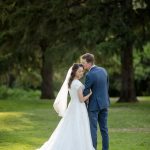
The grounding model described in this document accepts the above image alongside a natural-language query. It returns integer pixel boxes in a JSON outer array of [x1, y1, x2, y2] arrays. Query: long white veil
[[53, 67, 72, 117]]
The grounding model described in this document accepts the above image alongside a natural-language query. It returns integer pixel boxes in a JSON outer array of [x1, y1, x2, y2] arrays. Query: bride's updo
[[68, 63, 84, 88]]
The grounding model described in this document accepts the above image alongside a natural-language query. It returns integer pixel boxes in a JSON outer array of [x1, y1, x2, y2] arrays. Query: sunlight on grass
[[0, 112, 34, 131], [0, 143, 33, 150]]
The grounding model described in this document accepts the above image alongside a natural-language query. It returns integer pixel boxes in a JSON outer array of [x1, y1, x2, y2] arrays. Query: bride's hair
[[68, 63, 84, 88]]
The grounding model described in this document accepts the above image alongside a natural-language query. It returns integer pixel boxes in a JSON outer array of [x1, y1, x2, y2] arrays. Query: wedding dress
[[36, 79, 94, 150]]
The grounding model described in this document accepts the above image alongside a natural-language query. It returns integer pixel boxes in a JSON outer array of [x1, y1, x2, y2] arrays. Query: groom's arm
[[103, 68, 109, 90], [107, 73, 109, 90], [83, 73, 93, 96]]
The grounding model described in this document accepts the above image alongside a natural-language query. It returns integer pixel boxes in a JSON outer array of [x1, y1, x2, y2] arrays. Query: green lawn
[[0, 89, 150, 150]]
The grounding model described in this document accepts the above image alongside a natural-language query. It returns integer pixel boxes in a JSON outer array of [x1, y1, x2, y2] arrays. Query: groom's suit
[[83, 65, 110, 150]]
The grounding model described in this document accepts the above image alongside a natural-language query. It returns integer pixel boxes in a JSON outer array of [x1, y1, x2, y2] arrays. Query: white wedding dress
[[37, 79, 94, 150]]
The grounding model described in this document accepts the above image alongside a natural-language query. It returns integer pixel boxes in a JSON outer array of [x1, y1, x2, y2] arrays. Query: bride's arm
[[78, 87, 92, 102]]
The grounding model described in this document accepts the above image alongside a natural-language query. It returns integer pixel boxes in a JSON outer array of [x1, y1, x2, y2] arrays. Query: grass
[[0, 88, 150, 150]]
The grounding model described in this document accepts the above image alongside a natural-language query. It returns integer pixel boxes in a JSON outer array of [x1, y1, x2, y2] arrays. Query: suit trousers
[[88, 108, 109, 150]]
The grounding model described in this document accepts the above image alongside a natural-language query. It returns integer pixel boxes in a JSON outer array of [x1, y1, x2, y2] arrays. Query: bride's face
[[75, 67, 84, 79]]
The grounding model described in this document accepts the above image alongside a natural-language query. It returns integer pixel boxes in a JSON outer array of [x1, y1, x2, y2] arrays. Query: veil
[[53, 67, 72, 117]]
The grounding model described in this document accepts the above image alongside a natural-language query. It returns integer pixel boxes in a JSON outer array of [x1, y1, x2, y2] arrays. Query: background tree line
[[0, 0, 150, 102]]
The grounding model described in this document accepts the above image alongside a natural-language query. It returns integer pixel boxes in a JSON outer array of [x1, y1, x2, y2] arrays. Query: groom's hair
[[81, 53, 95, 64]]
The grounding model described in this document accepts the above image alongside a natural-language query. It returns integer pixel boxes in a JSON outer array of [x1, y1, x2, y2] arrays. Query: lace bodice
[[69, 79, 84, 102]]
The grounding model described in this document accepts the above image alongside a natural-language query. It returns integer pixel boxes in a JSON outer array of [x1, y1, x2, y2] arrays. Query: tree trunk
[[8, 73, 15, 88], [41, 61, 54, 99], [118, 42, 138, 102], [40, 40, 54, 99]]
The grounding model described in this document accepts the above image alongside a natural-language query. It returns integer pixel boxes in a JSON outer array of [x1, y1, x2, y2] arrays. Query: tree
[[61, 0, 150, 102], [1, 0, 150, 102], [0, 0, 85, 98]]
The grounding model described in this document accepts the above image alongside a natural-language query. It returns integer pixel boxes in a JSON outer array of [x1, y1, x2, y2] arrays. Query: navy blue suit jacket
[[83, 66, 110, 111]]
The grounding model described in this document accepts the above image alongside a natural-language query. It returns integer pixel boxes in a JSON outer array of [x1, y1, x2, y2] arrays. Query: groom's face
[[81, 59, 91, 70]]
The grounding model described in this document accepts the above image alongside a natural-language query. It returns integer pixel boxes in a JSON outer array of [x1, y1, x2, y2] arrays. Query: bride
[[36, 63, 95, 150]]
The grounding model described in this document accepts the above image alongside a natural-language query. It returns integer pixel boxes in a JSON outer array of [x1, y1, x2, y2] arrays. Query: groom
[[81, 53, 110, 150]]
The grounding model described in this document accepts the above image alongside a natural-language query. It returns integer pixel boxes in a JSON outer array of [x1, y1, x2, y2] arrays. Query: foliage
[[134, 43, 150, 80], [0, 0, 150, 99], [134, 42, 150, 95]]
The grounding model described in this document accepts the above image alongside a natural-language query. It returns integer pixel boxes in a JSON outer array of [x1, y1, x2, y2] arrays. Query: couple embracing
[[37, 53, 110, 150]]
